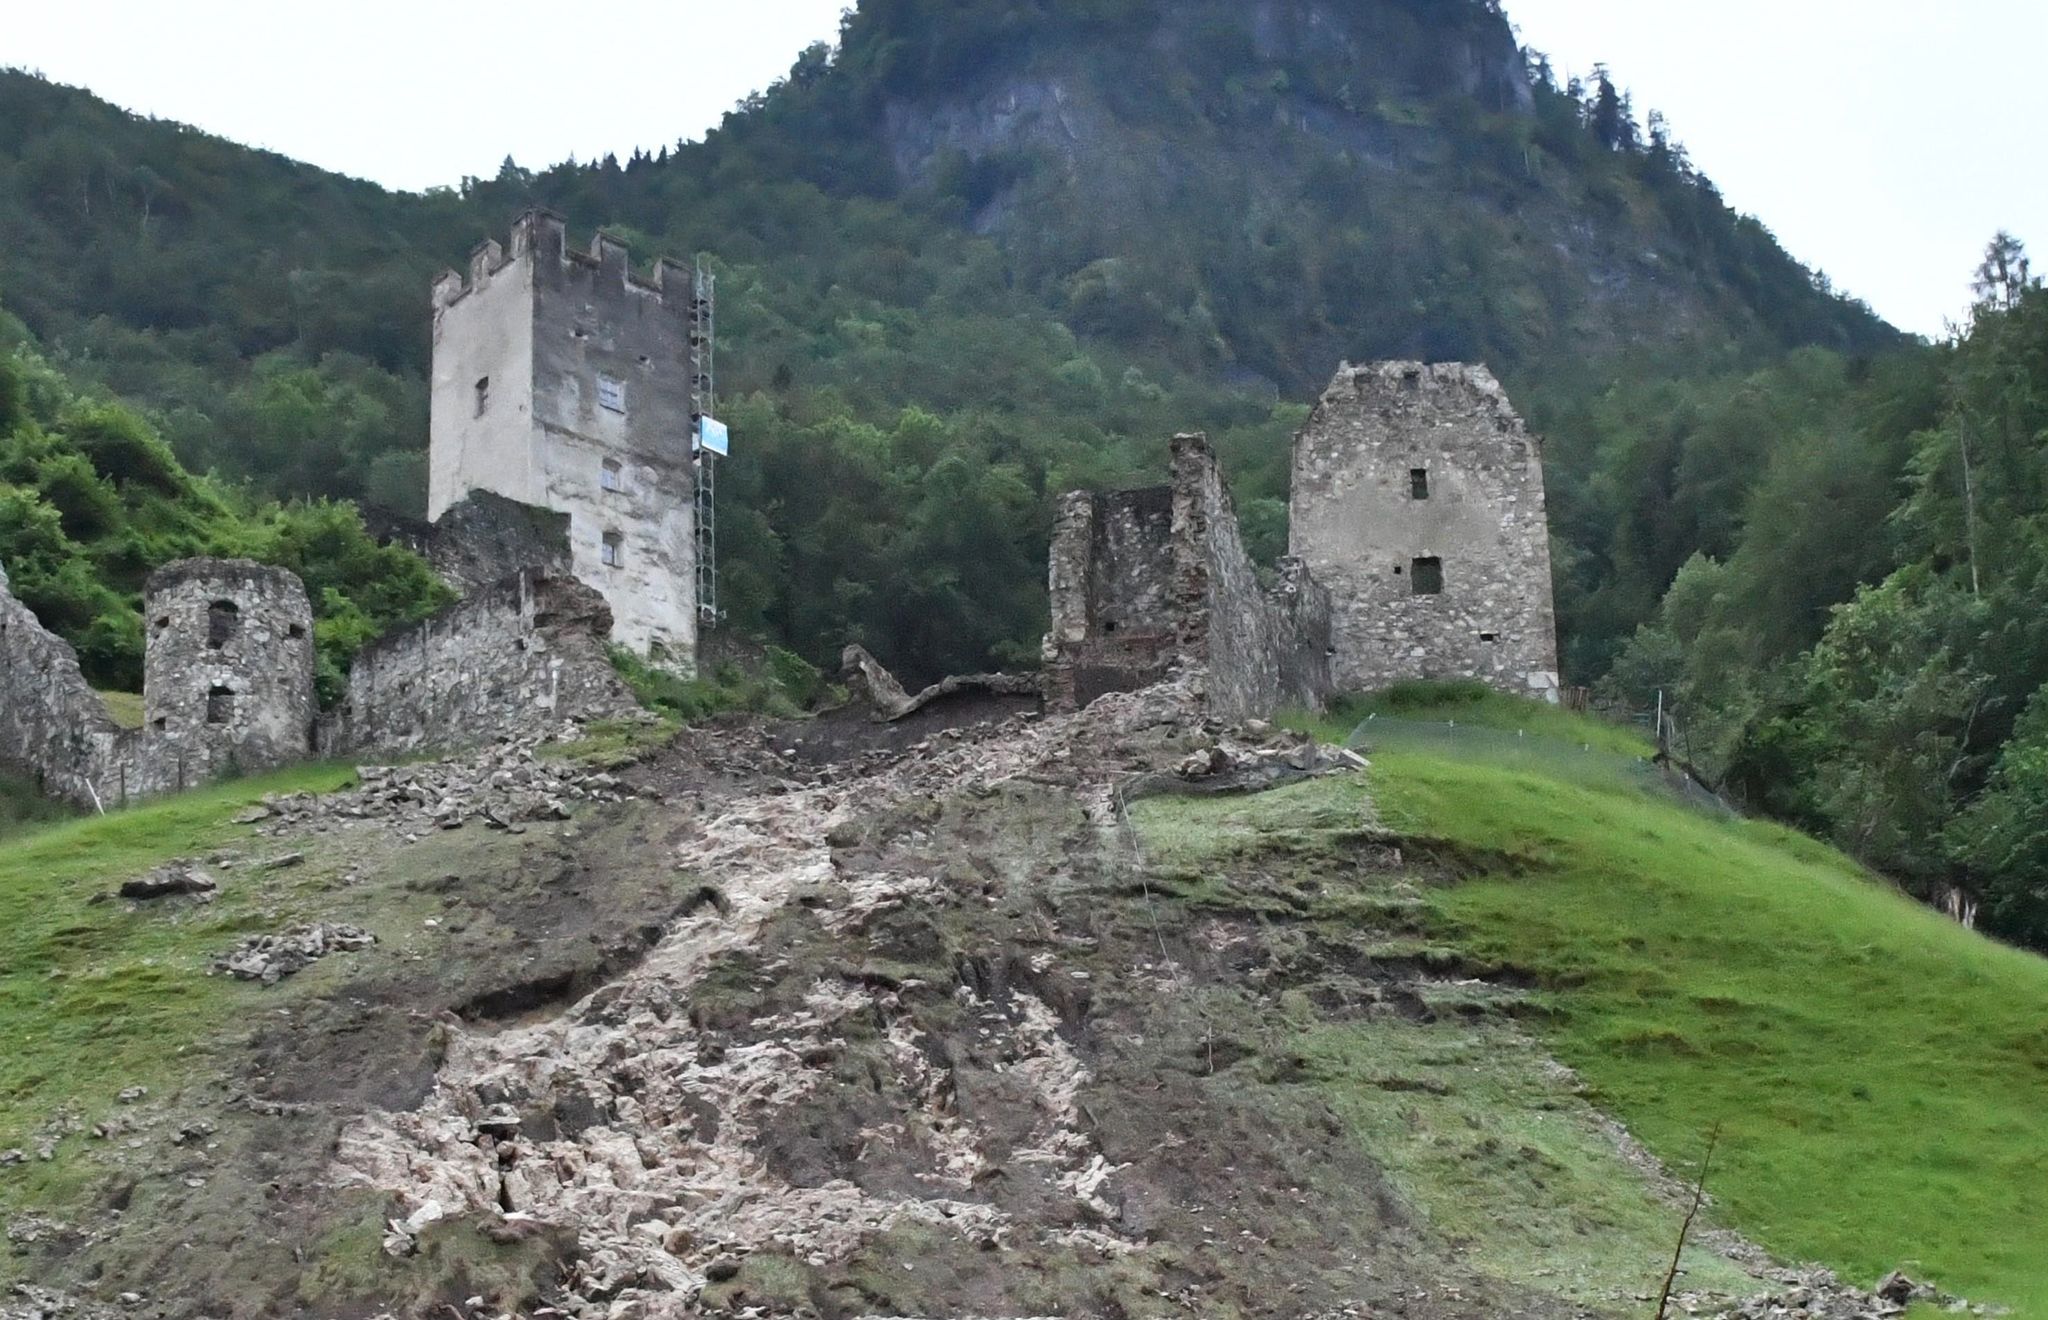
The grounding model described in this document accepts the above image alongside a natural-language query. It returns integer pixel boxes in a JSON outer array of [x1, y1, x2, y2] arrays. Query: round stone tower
[[142, 559, 316, 773]]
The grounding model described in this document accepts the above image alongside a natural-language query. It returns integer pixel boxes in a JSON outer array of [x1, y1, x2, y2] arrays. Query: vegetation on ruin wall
[[0, 321, 450, 698], [1147, 695, 2048, 1318]]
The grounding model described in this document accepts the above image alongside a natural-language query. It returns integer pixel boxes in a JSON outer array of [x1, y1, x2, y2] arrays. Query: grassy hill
[[1136, 687, 2048, 1315]]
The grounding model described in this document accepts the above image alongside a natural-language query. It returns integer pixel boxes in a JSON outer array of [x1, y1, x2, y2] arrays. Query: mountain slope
[[0, 0, 1905, 686]]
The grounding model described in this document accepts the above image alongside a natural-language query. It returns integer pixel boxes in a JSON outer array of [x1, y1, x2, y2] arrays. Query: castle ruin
[[429, 210, 704, 670], [1045, 433, 1333, 722], [1290, 362, 1559, 700], [1049, 362, 1559, 717]]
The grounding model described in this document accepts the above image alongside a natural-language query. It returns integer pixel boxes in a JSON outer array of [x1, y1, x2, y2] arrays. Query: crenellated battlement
[[432, 209, 696, 313]]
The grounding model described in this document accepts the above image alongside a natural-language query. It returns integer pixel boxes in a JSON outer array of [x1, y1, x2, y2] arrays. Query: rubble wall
[[1289, 361, 1560, 700], [0, 560, 128, 807], [1168, 434, 1333, 722], [321, 571, 640, 757], [426, 491, 574, 599], [1045, 435, 1332, 721]]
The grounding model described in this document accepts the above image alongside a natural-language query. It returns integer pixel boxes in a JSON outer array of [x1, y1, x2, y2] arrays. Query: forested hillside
[[0, 0, 1895, 677], [3, 0, 2043, 940]]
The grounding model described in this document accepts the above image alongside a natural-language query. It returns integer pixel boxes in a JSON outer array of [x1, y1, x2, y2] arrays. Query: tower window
[[1410, 468, 1430, 500], [474, 376, 490, 417], [207, 600, 240, 650], [601, 531, 624, 568], [597, 374, 627, 414], [600, 458, 625, 492], [206, 685, 235, 725], [1411, 557, 1444, 596]]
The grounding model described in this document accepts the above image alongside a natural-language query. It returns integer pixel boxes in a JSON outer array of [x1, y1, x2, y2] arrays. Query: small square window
[[601, 531, 624, 568], [600, 458, 624, 492], [474, 376, 490, 417], [1411, 557, 1444, 596], [1410, 468, 1430, 500], [597, 374, 626, 414], [206, 685, 235, 725]]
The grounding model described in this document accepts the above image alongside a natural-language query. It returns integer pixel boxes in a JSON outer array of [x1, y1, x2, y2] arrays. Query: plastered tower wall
[[429, 211, 699, 667], [1289, 362, 1559, 700], [143, 559, 318, 775]]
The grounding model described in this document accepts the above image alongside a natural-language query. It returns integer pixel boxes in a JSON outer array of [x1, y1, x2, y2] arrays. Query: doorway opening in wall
[[1411, 557, 1444, 595], [601, 531, 625, 568], [206, 686, 235, 725], [1410, 468, 1430, 499], [207, 601, 240, 649]]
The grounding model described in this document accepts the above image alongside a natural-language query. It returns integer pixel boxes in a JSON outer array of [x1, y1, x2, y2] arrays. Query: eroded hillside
[[0, 688, 1985, 1320]]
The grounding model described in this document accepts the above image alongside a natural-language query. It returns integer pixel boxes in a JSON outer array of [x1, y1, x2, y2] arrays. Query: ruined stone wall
[[429, 211, 700, 667], [1, 558, 321, 808], [0, 560, 128, 807], [425, 491, 574, 598], [320, 571, 639, 758], [143, 560, 318, 775], [1045, 435, 1332, 721], [1289, 362, 1559, 700], [1168, 435, 1333, 722], [1043, 486, 1179, 709]]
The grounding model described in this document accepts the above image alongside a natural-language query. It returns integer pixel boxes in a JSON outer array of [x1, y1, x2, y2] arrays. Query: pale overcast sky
[[4, 0, 2042, 337]]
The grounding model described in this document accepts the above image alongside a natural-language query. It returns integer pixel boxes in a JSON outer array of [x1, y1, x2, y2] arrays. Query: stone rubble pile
[[112, 863, 218, 903], [1169, 717, 1368, 788], [239, 736, 637, 839], [212, 923, 375, 985], [1676, 1267, 1992, 1320]]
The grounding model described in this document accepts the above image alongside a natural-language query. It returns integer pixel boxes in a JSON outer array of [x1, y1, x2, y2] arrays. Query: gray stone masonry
[[144, 559, 318, 776], [1289, 361, 1560, 700], [1046, 433, 1333, 722], [0, 558, 317, 808], [429, 211, 701, 669], [0, 558, 127, 807], [319, 571, 640, 758], [1, 555, 637, 810]]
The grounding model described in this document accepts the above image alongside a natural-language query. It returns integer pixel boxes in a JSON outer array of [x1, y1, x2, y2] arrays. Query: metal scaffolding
[[690, 260, 718, 628]]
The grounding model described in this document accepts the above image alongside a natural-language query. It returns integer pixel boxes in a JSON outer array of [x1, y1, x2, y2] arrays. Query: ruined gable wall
[[1169, 434, 1332, 722], [1289, 362, 1559, 699], [322, 571, 639, 758]]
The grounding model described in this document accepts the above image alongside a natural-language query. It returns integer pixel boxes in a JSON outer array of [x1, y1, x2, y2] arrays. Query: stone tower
[[143, 559, 317, 775], [1288, 362, 1560, 701], [429, 210, 700, 667]]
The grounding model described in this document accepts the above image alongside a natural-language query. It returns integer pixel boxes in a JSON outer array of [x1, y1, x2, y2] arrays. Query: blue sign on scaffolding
[[696, 415, 730, 458]]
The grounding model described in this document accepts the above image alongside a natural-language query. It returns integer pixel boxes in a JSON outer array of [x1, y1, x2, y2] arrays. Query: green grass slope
[[0, 764, 354, 1193], [1285, 693, 2048, 1314]]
